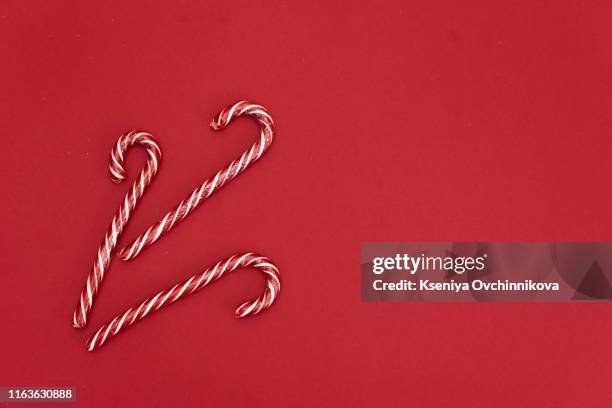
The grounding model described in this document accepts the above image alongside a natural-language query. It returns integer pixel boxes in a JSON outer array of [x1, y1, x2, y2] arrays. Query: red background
[[2, 1, 612, 406]]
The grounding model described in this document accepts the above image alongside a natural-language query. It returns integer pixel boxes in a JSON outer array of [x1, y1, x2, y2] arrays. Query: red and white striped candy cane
[[73, 131, 161, 329], [85, 253, 280, 351], [118, 101, 274, 261]]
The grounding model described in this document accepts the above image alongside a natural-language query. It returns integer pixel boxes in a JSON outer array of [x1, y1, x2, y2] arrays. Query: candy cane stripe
[[85, 253, 280, 351], [119, 101, 275, 261], [72, 131, 161, 329]]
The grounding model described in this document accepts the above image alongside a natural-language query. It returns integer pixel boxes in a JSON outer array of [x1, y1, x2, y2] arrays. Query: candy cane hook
[[86, 253, 280, 351], [118, 101, 274, 261], [73, 131, 162, 329]]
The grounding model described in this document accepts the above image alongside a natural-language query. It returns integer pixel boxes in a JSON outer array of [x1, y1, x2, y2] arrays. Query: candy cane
[[85, 253, 280, 351], [118, 101, 274, 261], [73, 131, 161, 329]]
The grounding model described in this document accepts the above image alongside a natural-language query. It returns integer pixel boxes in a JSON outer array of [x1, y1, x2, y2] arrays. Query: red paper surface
[[2, 1, 612, 406]]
